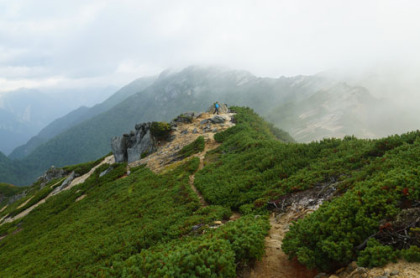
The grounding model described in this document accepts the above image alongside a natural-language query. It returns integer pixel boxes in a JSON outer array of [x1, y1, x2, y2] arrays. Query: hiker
[[214, 102, 220, 115]]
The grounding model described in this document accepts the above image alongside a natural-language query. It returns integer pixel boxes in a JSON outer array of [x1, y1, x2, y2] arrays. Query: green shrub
[[282, 133, 420, 272], [120, 214, 269, 278], [213, 215, 270, 263], [125, 238, 236, 278], [357, 239, 399, 267], [150, 122, 171, 140], [194, 205, 231, 221], [239, 204, 254, 215], [178, 136, 205, 158], [401, 245, 420, 262]]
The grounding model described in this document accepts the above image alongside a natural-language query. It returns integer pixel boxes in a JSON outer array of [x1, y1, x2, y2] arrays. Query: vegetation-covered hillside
[[0, 67, 338, 185], [9, 77, 155, 160], [0, 106, 419, 277]]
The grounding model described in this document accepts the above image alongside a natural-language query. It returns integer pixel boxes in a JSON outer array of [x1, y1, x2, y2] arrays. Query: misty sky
[[1, 0, 420, 94]]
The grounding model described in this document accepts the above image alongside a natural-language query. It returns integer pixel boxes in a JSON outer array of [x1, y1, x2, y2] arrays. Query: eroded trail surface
[[246, 212, 317, 278], [189, 173, 208, 206], [188, 133, 222, 207]]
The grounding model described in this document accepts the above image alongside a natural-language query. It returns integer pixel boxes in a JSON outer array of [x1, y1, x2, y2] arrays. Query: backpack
[[215, 103, 220, 109]]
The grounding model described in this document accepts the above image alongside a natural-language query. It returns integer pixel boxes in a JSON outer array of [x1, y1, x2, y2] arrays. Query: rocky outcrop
[[51, 171, 75, 196], [210, 115, 226, 124], [173, 112, 200, 124], [111, 122, 159, 163], [207, 103, 229, 114], [37, 166, 66, 188]]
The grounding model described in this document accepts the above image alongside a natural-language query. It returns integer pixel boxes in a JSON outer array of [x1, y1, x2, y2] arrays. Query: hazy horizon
[[1, 0, 419, 98]]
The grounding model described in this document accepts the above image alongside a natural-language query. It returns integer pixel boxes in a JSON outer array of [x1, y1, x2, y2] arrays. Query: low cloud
[[1, 0, 419, 93]]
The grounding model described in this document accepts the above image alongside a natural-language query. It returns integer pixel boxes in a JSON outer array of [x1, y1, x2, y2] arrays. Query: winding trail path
[[188, 134, 220, 207], [246, 212, 318, 278], [189, 174, 207, 206]]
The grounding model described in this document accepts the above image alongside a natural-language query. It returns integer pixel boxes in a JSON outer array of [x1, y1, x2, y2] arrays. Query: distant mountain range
[[0, 89, 72, 155], [8, 77, 155, 160], [1, 66, 419, 185], [0, 86, 117, 155]]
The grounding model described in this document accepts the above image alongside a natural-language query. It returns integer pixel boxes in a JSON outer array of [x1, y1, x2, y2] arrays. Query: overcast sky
[[1, 0, 420, 94]]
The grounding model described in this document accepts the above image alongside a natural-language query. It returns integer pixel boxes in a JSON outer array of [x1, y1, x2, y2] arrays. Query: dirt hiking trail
[[243, 212, 318, 278]]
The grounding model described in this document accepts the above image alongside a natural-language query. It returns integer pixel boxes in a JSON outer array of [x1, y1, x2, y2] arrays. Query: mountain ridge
[[2, 66, 419, 186], [9, 77, 156, 159], [0, 106, 419, 277]]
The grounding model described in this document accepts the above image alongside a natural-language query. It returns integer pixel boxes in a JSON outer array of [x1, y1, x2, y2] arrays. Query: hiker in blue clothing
[[214, 102, 220, 115]]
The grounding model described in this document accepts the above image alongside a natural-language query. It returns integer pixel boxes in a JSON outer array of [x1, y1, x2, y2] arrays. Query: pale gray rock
[[111, 136, 128, 163], [112, 122, 158, 163], [210, 115, 226, 124], [51, 171, 75, 195], [390, 270, 399, 276], [99, 167, 113, 177]]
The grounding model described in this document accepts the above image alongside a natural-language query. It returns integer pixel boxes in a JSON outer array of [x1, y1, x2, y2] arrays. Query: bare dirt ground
[[361, 261, 420, 278], [327, 260, 420, 278], [75, 194, 87, 202]]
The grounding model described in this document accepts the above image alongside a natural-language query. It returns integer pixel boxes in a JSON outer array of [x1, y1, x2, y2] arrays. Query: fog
[[0, 0, 419, 93], [1, 0, 419, 137]]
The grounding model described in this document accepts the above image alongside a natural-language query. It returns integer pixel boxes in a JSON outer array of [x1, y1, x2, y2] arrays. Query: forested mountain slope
[[9, 77, 155, 160]]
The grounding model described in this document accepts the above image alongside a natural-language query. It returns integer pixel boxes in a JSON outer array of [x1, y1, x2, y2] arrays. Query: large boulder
[[210, 115, 226, 124], [207, 103, 229, 114], [111, 122, 161, 163], [111, 136, 128, 163], [173, 112, 199, 123]]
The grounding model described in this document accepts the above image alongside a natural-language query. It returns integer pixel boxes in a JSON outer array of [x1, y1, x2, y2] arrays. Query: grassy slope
[[1, 106, 419, 276], [0, 157, 269, 277], [194, 107, 420, 271]]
